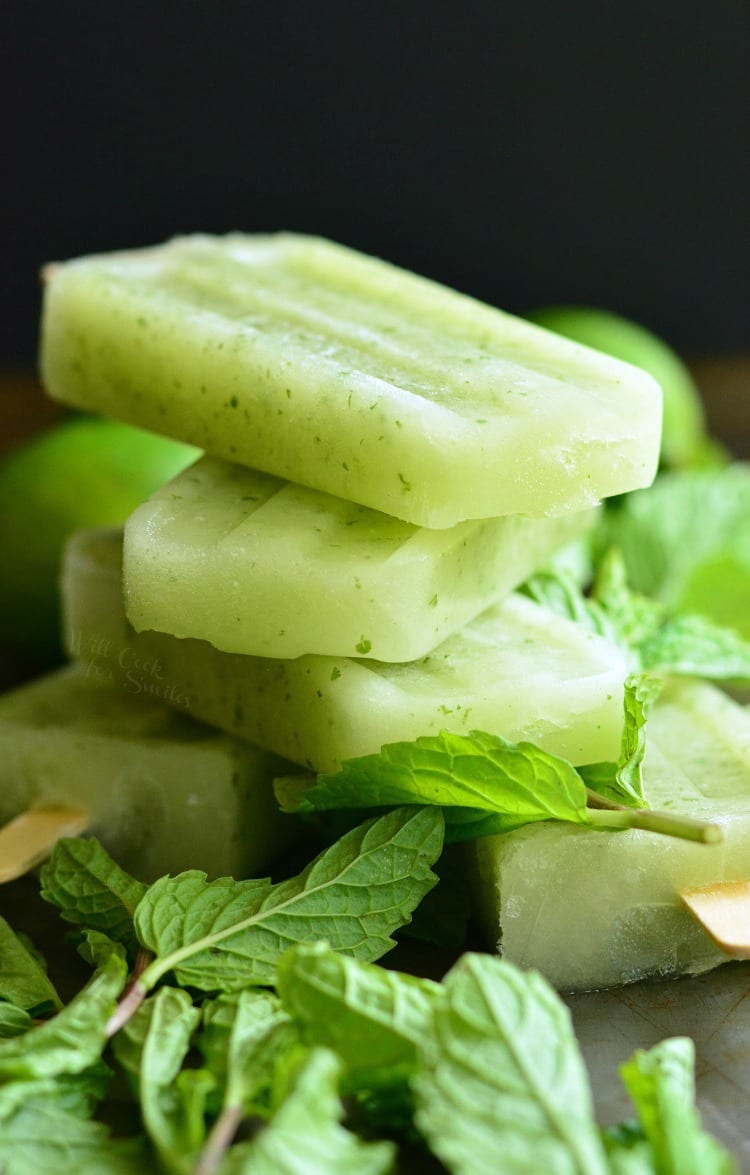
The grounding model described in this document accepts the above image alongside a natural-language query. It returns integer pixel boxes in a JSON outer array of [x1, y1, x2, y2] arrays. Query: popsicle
[[63, 528, 629, 773], [41, 233, 662, 528], [123, 454, 594, 661], [470, 679, 750, 991], [0, 665, 294, 882]]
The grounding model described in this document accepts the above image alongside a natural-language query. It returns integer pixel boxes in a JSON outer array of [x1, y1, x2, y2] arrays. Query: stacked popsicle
[[6, 235, 667, 945], [38, 234, 664, 775]]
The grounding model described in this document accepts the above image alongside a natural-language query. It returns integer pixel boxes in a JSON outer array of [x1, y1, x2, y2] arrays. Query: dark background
[[3, 0, 748, 365]]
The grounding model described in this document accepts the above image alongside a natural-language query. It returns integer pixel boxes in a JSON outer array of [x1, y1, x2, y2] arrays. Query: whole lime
[[0, 416, 197, 665], [527, 306, 711, 469]]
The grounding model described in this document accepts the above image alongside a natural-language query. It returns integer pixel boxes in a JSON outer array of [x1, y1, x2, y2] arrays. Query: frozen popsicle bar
[[124, 455, 594, 661], [63, 528, 628, 773], [41, 234, 661, 528], [0, 665, 294, 882], [470, 679, 750, 991]]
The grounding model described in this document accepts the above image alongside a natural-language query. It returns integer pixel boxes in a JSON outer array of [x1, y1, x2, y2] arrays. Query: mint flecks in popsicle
[[124, 455, 594, 661], [64, 529, 629, 774], [470, 679, 750, 991], [41, 234, 661, 528], [0, 666, 294, 882]]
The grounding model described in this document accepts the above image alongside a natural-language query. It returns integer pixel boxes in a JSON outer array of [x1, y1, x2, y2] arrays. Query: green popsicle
[[63, 529, 629, 773], [470, 679, 750, 990], [41, 234, 661, 528], [0, 666, 293, 882], [124, 455, 594, 661]]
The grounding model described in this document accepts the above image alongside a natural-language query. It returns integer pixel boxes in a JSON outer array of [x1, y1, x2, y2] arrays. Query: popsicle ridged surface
[[123, 455, 593, 661], [41, 233, 662, 527]]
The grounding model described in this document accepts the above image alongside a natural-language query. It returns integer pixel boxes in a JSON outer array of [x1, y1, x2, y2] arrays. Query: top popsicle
[[41, 234, 661, 527]]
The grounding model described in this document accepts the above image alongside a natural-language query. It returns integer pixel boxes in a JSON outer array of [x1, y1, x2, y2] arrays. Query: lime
[[0, 416, 198, 665], [527, 306, 712, 469]]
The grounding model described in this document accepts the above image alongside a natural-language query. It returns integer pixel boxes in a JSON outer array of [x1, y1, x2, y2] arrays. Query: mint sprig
[[275, 680, 720, 847], [277, 728, 591, 837], [132, 807, 443, 998]]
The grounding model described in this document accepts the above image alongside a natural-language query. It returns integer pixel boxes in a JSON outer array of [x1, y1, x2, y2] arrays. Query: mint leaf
[[612, 674, 662, 803], [200, 991, 295, 1113], [599, 465, 750, 638], [620, 1037, 735, 1174], [527, 548, 750, 684], [639, 613, 750, 679], [0, 916, 61, 1014], [40, 837, 148, 958], [134, 807, 443, 993], [0, 1065, 111, 1122], [580, 674, 661, 807], [78, 929, 126, 970], [220, 1048, 396, 1175], [276, 719, 717, 846], [0, 948, 126, 1082], [113, 986, 209, 1175], [277, 942, 441, 1092], [413, 953, 609, 1175], [0, 1098, 146, 1174], [594, 550, 750, 682], [592, 548, 664, 651], [0, 1005, 33, 1039], [275, 731, 589, 842], [522, 569, 617, 642], [196, 994, 301, 1173]]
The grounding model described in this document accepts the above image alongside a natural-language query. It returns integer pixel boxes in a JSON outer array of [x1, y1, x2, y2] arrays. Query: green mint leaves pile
[[0, 846, 735, 1173]]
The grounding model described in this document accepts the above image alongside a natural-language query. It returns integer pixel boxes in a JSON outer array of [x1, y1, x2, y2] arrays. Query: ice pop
[[123, 455, 593, 661], [470, 679, 750, 991], [41, 234, 661, 528], [0, 665, 293, 882], [63, 528, 628, 773]]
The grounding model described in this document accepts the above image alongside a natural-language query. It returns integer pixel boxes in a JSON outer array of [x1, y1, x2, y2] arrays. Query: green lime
[[0, 416, 198, 665], [527, 306, 714, 469]]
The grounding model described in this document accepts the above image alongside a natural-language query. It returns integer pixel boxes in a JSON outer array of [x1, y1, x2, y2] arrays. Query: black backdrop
[[3, 0, 748, 363]]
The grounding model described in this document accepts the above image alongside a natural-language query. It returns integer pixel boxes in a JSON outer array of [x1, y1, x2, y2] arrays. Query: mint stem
[[105, 945, 153, 1036], [193, 1104, 244, 1175], [105, 979, 147, 1037], [586, 794, 722, 844]]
